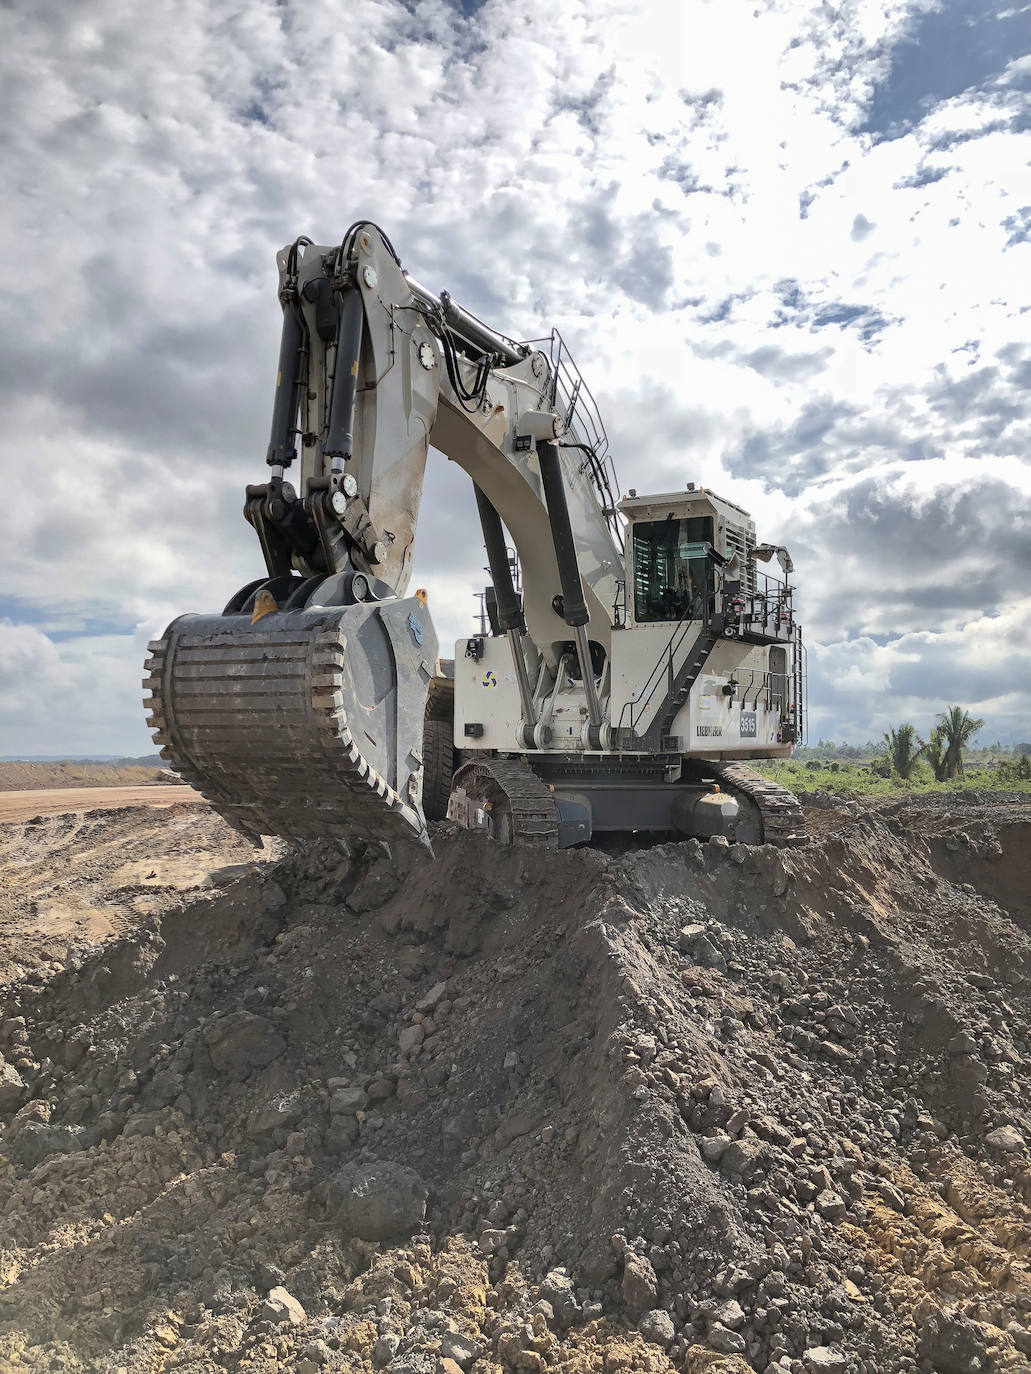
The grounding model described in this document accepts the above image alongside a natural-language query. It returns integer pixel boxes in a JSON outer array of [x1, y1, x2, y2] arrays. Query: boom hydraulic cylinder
[[474, 485, 537, 732], [538, 441, 603, 730]]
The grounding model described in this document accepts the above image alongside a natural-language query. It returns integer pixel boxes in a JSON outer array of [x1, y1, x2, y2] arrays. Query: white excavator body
[[145, 223, 805, 852]]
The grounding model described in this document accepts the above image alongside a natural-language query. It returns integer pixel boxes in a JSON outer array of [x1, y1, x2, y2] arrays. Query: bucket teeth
[[144, 602, 436, 853]]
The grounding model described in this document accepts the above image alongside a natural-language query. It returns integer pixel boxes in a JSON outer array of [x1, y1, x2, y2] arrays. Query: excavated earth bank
[[1, 796, 1031, 1374]]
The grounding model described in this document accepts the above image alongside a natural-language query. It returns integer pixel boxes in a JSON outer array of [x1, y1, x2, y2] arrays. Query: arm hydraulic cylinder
[[474, 486, 523, 632], [266, 301, 306, 472], [324, 283, 364, 467]]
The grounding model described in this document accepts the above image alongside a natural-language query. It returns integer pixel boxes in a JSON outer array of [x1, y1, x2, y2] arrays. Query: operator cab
[[618, 486, 755, 627]]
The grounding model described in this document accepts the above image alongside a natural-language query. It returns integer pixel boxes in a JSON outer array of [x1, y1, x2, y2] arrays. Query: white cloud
[[0, 0, 1028, 752], [0, 621, 153, 756], [0, 623, 70, 717]]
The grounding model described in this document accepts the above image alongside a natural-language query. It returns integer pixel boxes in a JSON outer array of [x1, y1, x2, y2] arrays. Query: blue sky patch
[[862, 0, 1028, 139]]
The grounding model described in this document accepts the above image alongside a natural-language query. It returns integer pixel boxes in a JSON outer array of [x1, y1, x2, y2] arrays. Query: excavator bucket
[[143, 596, 438, 852]]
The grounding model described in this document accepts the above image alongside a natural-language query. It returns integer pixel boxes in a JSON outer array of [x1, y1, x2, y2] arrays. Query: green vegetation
[[765, 708, 1031, 797], [759, 757, 1031, 799], [882, 723, 925, 780], [935, 705, 984, 778], [796, 737, 1031, 764], [924, 728, 948, 783]]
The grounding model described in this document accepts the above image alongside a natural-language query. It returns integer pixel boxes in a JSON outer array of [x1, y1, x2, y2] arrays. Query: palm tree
[[883, 723, 925, 780], [924, 727, 949, 783], [936, 706, 984, 778]]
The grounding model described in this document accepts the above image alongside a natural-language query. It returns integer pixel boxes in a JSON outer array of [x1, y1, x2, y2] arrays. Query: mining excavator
[[145, 222, 805, 852]]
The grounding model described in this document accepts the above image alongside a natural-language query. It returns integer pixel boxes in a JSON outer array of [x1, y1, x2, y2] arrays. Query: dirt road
[[0, 783, 199, 823], [0, 792, 271, 985]]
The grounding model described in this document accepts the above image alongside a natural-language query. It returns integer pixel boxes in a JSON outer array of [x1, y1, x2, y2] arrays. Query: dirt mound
[[1, 799, 1031, 1372], [875, 794, 1031, 931], [0, 763, 166, 792]]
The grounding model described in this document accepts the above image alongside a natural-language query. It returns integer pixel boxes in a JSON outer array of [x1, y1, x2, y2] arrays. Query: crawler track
[[452, 757, 805, 848], [713, 761, 806, 845], [448, 757, 561, 846]]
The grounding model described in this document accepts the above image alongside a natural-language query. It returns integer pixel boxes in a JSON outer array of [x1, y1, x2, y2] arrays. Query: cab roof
[[617, 486, 753, 522]]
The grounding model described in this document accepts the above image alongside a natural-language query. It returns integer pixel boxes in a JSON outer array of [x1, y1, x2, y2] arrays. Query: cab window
[[632, 516, 714, 623]]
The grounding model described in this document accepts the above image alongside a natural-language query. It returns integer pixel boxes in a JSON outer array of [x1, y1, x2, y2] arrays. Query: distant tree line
[[872, 710, 1030, 782], [799, 730, 1031, 767]]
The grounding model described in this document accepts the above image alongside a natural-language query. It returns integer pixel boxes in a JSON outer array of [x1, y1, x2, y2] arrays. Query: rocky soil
[[0, 800, 276, 983], [1, 795, 1030, 1374]]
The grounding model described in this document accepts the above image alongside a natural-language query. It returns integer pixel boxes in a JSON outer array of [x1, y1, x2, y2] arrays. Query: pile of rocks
[[0, 797, 1030, 1373]]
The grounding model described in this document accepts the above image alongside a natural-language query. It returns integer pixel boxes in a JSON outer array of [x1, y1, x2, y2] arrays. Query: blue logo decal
[[407, 612, 423, 646]]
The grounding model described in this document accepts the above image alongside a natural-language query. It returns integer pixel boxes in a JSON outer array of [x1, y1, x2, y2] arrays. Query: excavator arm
[[145, 223, 623, 850]]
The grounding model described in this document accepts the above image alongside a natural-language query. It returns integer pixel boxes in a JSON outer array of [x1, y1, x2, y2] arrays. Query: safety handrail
[[739, 576, 796, 640], [795, 627, 808, 744], [616, 609, 698, 738], [521, 329, 623, 541]]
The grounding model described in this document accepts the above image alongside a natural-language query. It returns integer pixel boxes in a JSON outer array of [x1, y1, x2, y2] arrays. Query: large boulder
[[327, 1159, 427, 1240], [260, 1286, 306, 1326], [203, 1012, 286, 1078], [985, 1124, 1025, 1154], [917, 1307, 991, 1373], [0, 1058, 26, 1114], [7, 1122, 89, 1169], [621, 1250, 658, 1317]]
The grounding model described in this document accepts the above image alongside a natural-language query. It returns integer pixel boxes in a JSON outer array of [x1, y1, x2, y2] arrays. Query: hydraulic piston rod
[[474, 485, 537, 732], [537, 441, 603, 731], [266, 300, 307, 472], [324, 282, 364, 467], [405, 274, 527, 367], [573, 624, 603, 728]]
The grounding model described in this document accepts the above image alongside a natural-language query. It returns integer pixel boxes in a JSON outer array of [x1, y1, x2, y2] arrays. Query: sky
[[0, 0, 1029, 755]]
